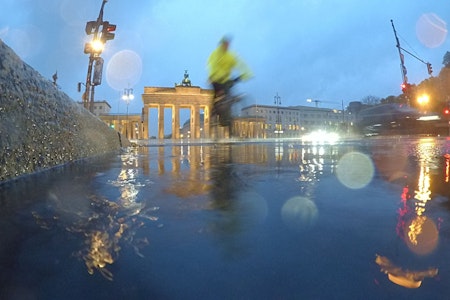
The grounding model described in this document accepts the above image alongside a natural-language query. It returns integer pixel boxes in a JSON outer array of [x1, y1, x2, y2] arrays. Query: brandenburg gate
[[142, 85, 214, 139]]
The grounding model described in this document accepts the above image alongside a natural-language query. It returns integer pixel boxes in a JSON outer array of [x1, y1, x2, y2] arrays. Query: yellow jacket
[[207, 46, 252, 84]]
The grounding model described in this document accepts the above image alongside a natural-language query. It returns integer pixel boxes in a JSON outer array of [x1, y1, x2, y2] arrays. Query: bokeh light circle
[[106, 50, 143, 91], [404, 216, 439, 255], [281, 196, 318, 231], [5, 26, 43, 59], [416, 13, 447, 48], [336, 151, 374, 189], [236, 191, 268, 226]]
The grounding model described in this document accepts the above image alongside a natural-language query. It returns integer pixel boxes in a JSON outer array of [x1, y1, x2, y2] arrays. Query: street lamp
[[417, 94, 430, 113], [417, 94, 429, 105], [122, 88, 134, 138]]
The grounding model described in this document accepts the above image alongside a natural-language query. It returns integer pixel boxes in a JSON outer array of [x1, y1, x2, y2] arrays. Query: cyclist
[[207, 36, 252, 133]]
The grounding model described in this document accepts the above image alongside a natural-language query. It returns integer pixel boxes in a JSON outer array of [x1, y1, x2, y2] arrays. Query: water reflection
[[375, 254, 438, 288], [6, 138, 450, 296], [208, 145, 267, 258], [164, 145, 212, 198], [32, 148, 157, 280], [280, 143, 341, 232], [154, 142, 339, 257], [375, 138, 448, 289], [402, 139, 440, 255]]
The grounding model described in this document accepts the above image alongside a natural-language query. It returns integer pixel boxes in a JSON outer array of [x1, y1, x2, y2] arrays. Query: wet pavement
[[1, 137, 450, 299]]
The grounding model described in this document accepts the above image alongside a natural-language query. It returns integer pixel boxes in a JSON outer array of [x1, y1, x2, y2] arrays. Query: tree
[[361, 95, 381, 106], [438, 67, 450, 103], [443, 51, 450, 68], [380, 95, 399, 104]]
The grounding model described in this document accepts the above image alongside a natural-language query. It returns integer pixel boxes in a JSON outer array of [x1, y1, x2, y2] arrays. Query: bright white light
[[91, 39, 104, 53], [302, 130, 339, 144], [417, 94, 430, 105], [417, 115, 440, 121]]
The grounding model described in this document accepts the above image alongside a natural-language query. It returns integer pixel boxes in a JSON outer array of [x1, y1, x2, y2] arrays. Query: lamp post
[[274, 92, 282, 138], [122, 88, 134, 138]]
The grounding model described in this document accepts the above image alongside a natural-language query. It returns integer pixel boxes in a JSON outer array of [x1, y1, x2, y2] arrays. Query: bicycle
[[210, 77, 243, 139]]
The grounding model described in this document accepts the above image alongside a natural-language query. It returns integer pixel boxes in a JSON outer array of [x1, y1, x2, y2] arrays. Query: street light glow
[[417, 94, 430, 105], [90, 39, 105, 53], [122, 88, 135, 102]]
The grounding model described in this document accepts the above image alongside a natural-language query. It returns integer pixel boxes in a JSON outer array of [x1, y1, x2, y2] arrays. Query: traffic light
[[444, 107, 450, 115], [83, 42, 92, 54], [427, 63, 433, 76], [401, 82, 414, 95], [85, 21, 98, 35], [401, 82, 408, 93], [101, 21, 116, 42]]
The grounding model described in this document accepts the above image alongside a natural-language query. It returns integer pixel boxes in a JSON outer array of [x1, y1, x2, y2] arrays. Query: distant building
[[241, 104, 347, 138], [179, 114, 266, 139], [100, 113, 143, 140], [87, 94, 352, 140], [77, 100, 111, 116], [77, 100, 143, 140]]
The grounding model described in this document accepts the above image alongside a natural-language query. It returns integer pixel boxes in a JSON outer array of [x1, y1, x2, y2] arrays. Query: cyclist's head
[[220, 35, 232, 49]]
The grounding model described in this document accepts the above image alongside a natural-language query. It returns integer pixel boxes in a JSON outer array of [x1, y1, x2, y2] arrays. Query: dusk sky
[[1, 0, 449, 135]]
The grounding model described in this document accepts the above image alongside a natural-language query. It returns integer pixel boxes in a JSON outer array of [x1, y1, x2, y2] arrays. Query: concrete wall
[[0, 40, 127, 182]]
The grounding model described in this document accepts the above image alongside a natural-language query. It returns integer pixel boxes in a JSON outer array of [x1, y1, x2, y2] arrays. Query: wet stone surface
[[0, 40, 123, 182]]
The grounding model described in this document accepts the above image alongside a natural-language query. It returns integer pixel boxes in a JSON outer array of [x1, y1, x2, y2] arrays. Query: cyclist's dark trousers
[[213, 100, 232, 127], [211, 81, 232, 126], [212, 82, 227, 98]]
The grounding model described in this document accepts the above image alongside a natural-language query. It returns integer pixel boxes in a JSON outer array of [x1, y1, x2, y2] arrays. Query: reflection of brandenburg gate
[[142, 86, 214, 139]]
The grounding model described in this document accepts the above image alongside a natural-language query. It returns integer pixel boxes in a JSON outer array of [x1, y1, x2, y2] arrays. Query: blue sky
[[1, 0, 449, 135]]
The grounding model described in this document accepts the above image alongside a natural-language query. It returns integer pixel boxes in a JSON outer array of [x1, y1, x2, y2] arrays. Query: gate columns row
[[142, 86, 214, 139]]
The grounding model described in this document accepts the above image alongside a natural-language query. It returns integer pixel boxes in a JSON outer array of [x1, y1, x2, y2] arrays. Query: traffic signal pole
[[391, 20, 409, 102], [391, 19, 433, 105], [83, 0, 108, 113], [85, 53, 95, 112]]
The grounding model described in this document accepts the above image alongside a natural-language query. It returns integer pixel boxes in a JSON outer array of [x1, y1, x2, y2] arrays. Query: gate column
[[191, 105, 200, 139], [172, 104, 180, 139], [203, 104, 211, 138], [142, 107, 148, 139], [158, 105, 165, 139]]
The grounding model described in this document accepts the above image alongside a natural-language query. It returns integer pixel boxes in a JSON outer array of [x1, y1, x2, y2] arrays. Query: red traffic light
[[106, 24, 116, 32], [101, 21, 116, 41], [401, 83, 407, 93], [401, 82, 413, 94], [444, 108, 450, 115]]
